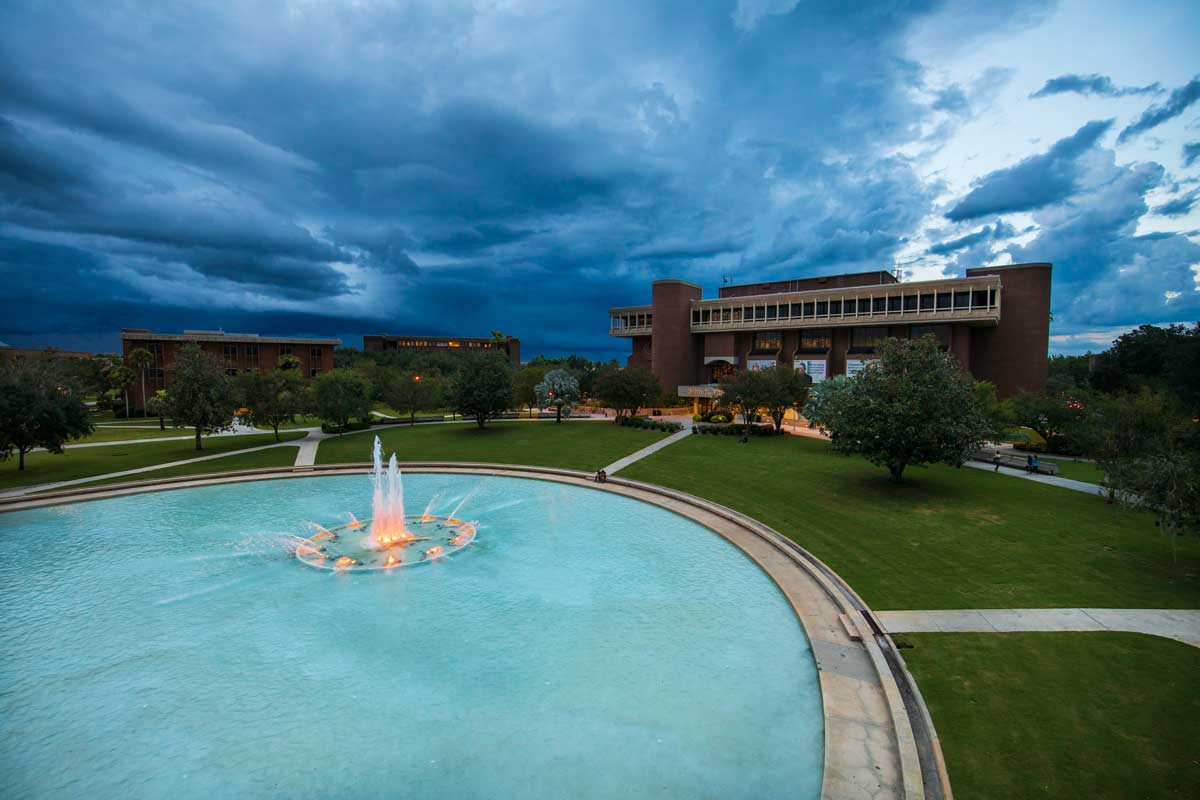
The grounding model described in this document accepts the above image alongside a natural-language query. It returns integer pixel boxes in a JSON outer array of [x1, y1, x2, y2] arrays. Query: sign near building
[[747, 359, 776, 371], [793, 359, 826, 384], [678, 384, 724, 398], [845, 359, 876, 377]]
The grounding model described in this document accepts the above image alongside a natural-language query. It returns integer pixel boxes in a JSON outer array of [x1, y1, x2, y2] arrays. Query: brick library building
[[363, 334, 521, 367], [608, 262, 1051, 407], [120, 329, 340, 410]]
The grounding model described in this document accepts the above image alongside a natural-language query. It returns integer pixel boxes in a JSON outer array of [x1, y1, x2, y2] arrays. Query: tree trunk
[[194, 427, 202, 451], [556, 404, 562, 423], [410, 411, 416, 426], [158, 415, 165, 431], [273, 421, 280, 442], [124, 389, 130, 419], [889, 462, 906, 482], [140, 373, 146, 417], [19, 448, 26, 471], [476, 415, 486, 429]]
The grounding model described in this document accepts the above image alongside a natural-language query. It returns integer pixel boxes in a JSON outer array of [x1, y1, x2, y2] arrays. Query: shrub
[[321, 419, 372, 434]]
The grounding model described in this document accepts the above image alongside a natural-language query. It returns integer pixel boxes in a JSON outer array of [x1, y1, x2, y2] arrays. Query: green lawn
[[52, 445, 301, 491], [900, 632, 1200, 799], [75, 424, 189, 443], [317, 420, 666, 471], [621, 435, 1200, 609], [1039, 457, 1105, 484], [269, 415, 325, 430], [1, 432, 306, 490]]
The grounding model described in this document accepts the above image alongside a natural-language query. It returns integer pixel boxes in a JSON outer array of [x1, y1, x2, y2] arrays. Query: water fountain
[[293, 436, 478, 571]]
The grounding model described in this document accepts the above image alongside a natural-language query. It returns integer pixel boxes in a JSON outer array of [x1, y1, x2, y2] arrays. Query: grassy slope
[[75, 424, 192, 443], [621, 435, 1200, 609], [316, 420, 667, 471], [901, 632, 1200, 799], [1, 432, 306, 490], [1039, 457, 1104, 484], [53, 446, 300, 491]]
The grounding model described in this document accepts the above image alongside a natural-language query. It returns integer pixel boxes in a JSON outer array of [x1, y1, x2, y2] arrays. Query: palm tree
[[128, 348, 153, 417], [104, 363, 136, 419]]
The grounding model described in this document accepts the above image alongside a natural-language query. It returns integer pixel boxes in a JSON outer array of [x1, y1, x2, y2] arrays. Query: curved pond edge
[[1, 463, 950, 800]]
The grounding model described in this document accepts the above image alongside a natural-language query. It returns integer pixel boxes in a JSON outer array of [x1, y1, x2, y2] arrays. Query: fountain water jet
[[294, 436, 480, 572]]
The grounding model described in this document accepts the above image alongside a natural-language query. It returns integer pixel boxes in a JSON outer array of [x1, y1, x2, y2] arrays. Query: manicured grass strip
[[899, 632, 1200, 799], [316, 420, 668, 471], [0, 432, 306, 491], [74, 425, 192, 443], [1039, 457, 1104, 484], [621, 435, 1200, 609], [54, 445, 301, 491]]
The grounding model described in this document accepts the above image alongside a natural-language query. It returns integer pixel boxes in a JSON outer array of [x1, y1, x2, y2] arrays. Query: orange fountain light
[[424, 545, 444, 558]]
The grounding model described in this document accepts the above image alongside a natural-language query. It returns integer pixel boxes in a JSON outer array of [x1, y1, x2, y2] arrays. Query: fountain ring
[[295, 514, 477, 572]]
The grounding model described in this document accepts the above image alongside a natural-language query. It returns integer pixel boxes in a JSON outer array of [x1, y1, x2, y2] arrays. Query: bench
[[974, 449, 1059, 476]]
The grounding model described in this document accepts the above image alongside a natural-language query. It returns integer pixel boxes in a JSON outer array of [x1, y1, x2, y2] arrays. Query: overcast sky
[[1, 0, 1198, 359]]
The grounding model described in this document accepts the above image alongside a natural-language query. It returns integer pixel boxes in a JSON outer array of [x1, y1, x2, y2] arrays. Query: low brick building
[[120, 329, 340, 410], [609, 263, 1052, 403], [362, 333, 521, 367]]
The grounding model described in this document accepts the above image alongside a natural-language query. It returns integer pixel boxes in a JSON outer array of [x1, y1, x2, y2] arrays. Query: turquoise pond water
[[0, 474, 823, 799]]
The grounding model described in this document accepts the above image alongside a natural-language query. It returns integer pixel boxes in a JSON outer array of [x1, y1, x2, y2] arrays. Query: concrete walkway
[[602, 426, 693, 475], [292, 430, 330, 467], [965, 460, 1104, 496], [878, 608, 1200, 648]]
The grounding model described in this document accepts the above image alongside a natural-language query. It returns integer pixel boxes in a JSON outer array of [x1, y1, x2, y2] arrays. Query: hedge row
[[692, 423, 783, 437], [616, 415, 684, 433]]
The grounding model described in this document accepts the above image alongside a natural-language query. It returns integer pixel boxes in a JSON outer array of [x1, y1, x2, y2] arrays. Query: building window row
[[611, 312, 653, 331], [691, 287, 996, 326]]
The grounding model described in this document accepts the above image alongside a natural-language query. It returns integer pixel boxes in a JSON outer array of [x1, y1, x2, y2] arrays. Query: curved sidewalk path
[[878, 608, 1200, 648], [964, 460, 1103, 495]]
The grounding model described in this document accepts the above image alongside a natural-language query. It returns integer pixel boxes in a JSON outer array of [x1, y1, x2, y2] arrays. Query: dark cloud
[[927, 221, 1016, 255], [1184, 142, 1200, 167], [945, 120, 1113, 221], [1118, 75, 1200, 144], [1030, 73, 1160, 99], [1153, 189, 1199, 217], [0, 0, 1187, 359]]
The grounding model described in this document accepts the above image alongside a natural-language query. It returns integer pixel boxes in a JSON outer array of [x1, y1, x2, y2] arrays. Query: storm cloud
[[0, 0, 1197, 359]]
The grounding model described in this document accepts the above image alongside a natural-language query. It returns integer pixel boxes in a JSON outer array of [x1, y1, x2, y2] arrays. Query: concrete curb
[[0, 463, 947, 799]]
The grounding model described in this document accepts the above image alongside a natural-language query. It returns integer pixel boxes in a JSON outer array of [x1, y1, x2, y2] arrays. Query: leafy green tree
[[311, 368, 373, 435], [1046, 354, 1091, 396], [169, 343, 237, 450], [104, 362, 136, 419], [0, 357, 93, 471], [594, 367, 660, 418], [718, 369, 771, 427], [819, 336, 988, 482], [760, 365, 810, 432], [382, 370, 442, 425], [512, 366, 546, 417], [1071, 388, 1178, 499], [145, 389, 171, 431], [449, 353, 513, 428], [1107, 447, 1200, 558], [127, 347, 154, 414], [802, 374, 852, 429], [238, 368, 305, 441], [535, 369, 580, 422], [278, 353, 302, 371], [973, 381, 1014, 442]]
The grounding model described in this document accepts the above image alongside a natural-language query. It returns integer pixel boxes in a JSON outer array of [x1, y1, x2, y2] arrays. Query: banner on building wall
[[747, 359, 776, 371], [793, 359, 826, 384], [845, 359, 877, 377]]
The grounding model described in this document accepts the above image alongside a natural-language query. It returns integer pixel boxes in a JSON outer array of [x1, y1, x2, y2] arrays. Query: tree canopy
[[759, 365, 811, 431], [381, 369, 442, 424], [448, 353, 513, 428], [718, 369, 771, 427], [238, 367, 305, 441], [0, 356, 93, 471], [310, 368, 373, 435], [817, 336, 989, 482], [169, 343, 237, 450], [535, 369, 580, 422], [594, 367, 660, 418], [511, 366, 546, 417]]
